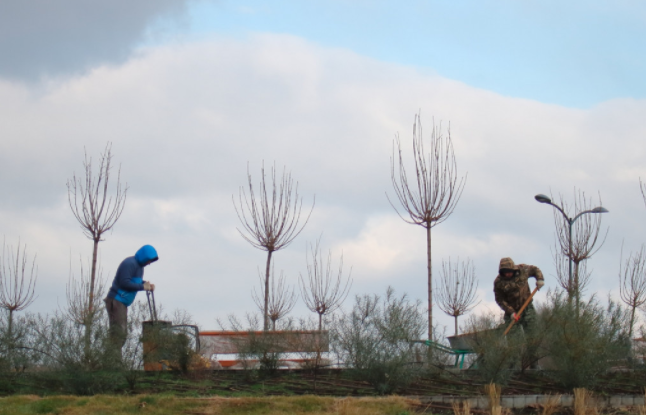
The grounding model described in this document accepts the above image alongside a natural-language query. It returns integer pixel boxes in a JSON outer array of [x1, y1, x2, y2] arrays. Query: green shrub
[[538, 291, 631, 388], [463, 312, 523, 385], [332, 287, 425, 394]]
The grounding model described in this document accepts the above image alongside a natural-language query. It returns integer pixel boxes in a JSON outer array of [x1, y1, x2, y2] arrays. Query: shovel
[[503, 286, 539, 336]]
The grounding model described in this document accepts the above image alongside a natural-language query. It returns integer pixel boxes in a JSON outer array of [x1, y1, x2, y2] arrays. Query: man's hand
[[143, 282, 155, 292], [536, 280, 545, 290], [512, 313, 520, 322]]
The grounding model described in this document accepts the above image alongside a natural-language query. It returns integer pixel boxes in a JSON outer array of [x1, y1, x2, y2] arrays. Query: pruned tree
[[388, 113, 466, 338], [0, 239, 37, 339], [67, 142, 127, 323], [551, 190, 607, 306], [299, 239, 352, 332], [436, 258, 479, 336], [252, 265, 297, 331], [0, 240, 37, 370], [618, 245, 646, 338], [234, 162, 314, 331]]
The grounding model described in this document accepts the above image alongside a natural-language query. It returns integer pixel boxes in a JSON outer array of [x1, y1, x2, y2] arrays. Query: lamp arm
[[549, 202, 571, 223], [572, 209, 596, 223]]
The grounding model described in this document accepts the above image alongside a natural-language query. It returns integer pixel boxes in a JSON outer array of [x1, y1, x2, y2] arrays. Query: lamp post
[[534, 194, 608, 300]]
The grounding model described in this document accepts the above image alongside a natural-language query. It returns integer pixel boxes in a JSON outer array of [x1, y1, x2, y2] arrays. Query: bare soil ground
[[132, 369, 646, 397]]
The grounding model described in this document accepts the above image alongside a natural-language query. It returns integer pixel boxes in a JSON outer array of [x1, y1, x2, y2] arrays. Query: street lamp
[[534, 194, 609, 299]]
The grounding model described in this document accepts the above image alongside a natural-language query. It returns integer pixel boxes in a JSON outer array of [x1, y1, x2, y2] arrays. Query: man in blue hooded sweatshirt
[[105, 245, 158, 357]]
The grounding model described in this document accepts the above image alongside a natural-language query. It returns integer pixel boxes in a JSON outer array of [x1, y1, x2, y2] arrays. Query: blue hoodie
[[107, 245, 158, 306]]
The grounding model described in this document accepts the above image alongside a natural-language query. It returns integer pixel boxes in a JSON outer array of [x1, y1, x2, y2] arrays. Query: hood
[[135, 245, 158, 266], [499, 257, 518, 272]]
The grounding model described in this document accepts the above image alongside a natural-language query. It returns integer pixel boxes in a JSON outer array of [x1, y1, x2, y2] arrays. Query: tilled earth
[[134, 368, 646, 398]]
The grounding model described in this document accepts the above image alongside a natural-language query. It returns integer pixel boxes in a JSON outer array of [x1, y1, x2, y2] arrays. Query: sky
[[0, 0, 645, 336]]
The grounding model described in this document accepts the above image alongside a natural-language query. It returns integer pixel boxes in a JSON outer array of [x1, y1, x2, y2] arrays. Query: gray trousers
[[104, 297, 128, 356]]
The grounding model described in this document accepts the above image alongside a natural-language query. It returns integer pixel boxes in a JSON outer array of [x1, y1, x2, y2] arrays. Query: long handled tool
[[503, 286, 539, 336], [146, 290, 158, 322]]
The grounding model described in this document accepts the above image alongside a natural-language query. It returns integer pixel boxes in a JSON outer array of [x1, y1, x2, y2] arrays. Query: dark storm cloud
[[0, 0, 193, 81]]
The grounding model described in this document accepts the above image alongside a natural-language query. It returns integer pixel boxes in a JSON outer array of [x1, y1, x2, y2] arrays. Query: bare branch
[[67, 142, 128, 243], [436, 258, 479, 336], [64, 255, 106, 327], [388, 115, 466, 229], [299, 238, 352, 332], [552, 190, 608, 268], [552, 246, 591, 297], [252, 264, 297, 331], [0, 239, 38, 315]]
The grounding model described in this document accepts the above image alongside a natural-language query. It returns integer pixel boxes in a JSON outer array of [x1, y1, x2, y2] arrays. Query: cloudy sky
[[1, 0, 645, 335]]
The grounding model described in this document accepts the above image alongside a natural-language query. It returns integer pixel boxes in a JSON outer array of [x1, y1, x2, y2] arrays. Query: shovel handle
[[146, 290, 158, 322], [503, 286, 539, 336]]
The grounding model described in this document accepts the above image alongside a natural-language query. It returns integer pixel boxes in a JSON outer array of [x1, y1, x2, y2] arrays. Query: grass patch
[[0, 395, 414, 415]]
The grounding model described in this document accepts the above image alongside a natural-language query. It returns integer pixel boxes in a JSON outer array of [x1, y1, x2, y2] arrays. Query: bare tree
[[0, 239, 37, 337], [234, 162, 314, 331], [618, 245, 646, 338], [67, 142, 127, 321], [388, 113, 466, 338], [299, 239, 352, 332], [252, 265, 297, 331], [436, 258, 479, 336], [640, 178, 646, 210], [551, 190, 607, 306]]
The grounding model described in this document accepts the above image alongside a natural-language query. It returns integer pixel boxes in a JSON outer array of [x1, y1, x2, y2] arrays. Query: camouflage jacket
[[494, 265, 544, 315]]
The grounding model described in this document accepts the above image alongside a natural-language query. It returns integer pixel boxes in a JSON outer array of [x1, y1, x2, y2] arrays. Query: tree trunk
[[84, 237, 100, 359], [426, 224, 432, 340], [629, 304, 636, 339], [6, 309, 14, 367], [263, 250, 273, 331], [90, 238, 99, 315], [454, 315, 458, 337], [574, 261, 580, 318], [7, 309, 13, 340]]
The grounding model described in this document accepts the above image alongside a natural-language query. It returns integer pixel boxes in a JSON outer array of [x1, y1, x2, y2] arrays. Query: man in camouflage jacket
[[494, 257, 544, 330]]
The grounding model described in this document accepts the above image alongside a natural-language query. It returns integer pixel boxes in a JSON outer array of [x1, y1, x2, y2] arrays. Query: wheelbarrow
[[413, 333, 477, 369]]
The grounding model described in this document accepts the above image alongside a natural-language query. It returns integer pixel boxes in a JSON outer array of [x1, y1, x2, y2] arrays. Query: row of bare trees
[[233, 114, 481, 340], [53, 119, 646, 352], [0, 143, 127, 373], [234, 163, 352, 332]]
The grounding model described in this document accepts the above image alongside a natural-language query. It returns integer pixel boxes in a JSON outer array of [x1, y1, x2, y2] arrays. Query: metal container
[[142, 320, 173, 371], [142, 321, 201, 371], [447, 332, 476, 351], [447, 329, 498, 351]]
